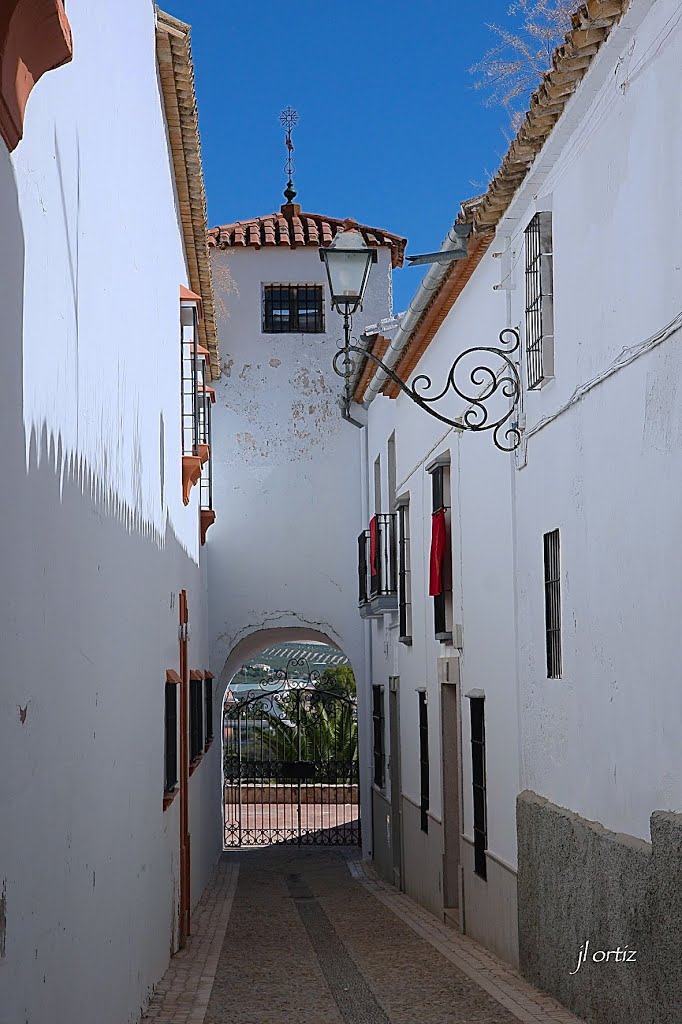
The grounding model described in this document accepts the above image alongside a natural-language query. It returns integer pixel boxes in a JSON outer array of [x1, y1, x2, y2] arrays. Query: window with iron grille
[[524, 211, 554, 389], [181, 305, 200, 457], [543, 529, 562, 678], [189, 678, 203, 762], [430, 464, 452, 642], [199, 372, 213, 514], [164, 684, 178, 793], [418, 691, 429, 833], [470, 696, 487, 880], [262, 284, 324, 333], [398, 501, 412, 644], [372, 685, 385, 788], [204, 678, 213, 748]]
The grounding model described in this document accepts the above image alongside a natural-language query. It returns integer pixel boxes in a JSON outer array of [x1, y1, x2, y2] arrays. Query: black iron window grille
[[543, 528, 562, 678], [262, 284, 324, 333], [470, 696, 488, 880], [181, 306, 200, 457], [357, 514, 397, 605], [199, 387, 213, 512], [418, 691, 429, 834], [524, 211, 554, 389], [398, 501, 412, 644], [164, 683, 178, 792], [189, 677, 204, 762], [372, 685, 386, 788], [204, 678, 213, 748], [430, 465, 452, 642]]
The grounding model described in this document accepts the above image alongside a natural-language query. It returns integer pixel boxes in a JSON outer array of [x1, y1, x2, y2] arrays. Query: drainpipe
[[362, 218, 473, 405]]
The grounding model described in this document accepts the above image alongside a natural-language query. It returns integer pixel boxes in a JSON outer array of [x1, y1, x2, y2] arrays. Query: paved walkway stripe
[[286, 871, 391, 1024]]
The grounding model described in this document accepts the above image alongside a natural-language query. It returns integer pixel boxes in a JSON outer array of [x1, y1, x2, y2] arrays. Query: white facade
[[208, 239, 396, 844], [359, 0, 682, 976], [0, 4, 220, 1023]]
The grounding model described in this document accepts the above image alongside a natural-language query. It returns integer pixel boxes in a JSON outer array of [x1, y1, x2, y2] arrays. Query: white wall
[[503, 0, 682, 842], [208, 242, 395, 845], [0, 3, 220, 1022]]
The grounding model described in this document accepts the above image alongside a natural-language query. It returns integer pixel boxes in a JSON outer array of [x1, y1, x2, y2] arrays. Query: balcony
[[358, 514, 398, 617]]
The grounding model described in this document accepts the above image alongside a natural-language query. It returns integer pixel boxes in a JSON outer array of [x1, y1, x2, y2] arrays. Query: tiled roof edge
[[156, 8, 220, 380]]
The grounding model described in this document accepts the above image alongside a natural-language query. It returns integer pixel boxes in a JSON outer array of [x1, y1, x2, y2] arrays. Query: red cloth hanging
[[369, 515, 378, 576], [429, 508, 447, 596]]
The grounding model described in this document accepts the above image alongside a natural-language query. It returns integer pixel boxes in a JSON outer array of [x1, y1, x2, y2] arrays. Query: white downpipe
[[362, 220, 468, 404]]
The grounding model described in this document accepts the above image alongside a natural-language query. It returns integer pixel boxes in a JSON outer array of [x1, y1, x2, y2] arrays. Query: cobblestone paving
[[142, 847, 585, 1024]]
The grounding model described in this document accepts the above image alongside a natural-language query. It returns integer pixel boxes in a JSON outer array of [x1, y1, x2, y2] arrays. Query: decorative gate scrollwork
[[223, 658, 360, 847]]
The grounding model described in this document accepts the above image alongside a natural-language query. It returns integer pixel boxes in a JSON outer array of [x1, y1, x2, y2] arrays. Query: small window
[[470, 697, 487, 880], [418, 691, 429, 833], [189, 677, 204, 762], [164, 684, 178, 793], [204, 677, 213, 747], [398, 501, 412, 644], [543, 529, 562, 678], [262, 284, 324, 333], [524, 212, 554, 389], [181, 300, 200, 458], [372, 685, 385, 788]]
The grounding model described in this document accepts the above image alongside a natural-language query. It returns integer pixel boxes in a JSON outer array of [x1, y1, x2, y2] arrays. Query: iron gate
[[223, 659, 360, 846]]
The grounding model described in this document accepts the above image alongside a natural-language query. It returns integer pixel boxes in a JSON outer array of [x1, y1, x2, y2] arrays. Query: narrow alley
[[143, 849, 581, 1024]]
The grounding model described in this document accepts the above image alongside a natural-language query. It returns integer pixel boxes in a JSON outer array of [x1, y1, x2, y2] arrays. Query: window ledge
[[200, 508, 216, 545], [182, 455, 202, 505], [198, 442, 210, 466], [163, 785, 179, 811], [435, 631, 453, 645], [189, 755, 202, 776], [1, 0, 73, 152], [204, 736, 214, 753], [398, 635, 413, 647]]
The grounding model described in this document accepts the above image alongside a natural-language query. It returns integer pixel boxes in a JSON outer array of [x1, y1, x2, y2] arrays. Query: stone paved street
[[142, 848, 584, 1024]]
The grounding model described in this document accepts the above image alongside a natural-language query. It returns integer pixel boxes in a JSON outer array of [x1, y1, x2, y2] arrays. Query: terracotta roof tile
[[208, 204, 407, 269]]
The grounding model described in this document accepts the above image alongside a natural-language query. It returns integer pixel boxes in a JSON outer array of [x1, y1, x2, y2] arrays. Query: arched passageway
[[218, 630, 361, 850]]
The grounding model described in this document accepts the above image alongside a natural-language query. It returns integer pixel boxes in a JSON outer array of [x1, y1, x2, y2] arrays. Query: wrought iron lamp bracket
[[332, 326, 522, 453]]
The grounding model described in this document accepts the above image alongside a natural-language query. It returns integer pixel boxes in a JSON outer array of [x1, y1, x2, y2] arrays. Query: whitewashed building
[[350, 1, 682, 1021], [0, 6, 222, 1023], [206, 202, 405, 844]]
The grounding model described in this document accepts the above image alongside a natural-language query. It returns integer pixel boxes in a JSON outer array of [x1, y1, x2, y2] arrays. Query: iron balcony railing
[[357, 513, 397, 606]]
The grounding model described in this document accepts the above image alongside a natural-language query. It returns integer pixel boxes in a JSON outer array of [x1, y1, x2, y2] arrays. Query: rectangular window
[[430, 464, 452, 642], [262, 284, 324, 333], [373, 455, 382, 515], [204, 677, 213, 747], [524, 211, 554, 389], [470, 697, 488, 880], [418, 691, 429, 833], [398, 501, 412, 643], [372, 685, 385, 788], [164, 684, 178, 792], [181, 304, 200, 457], [189, 677, 204, 762], [543, 528, 562, 678], [387, 434, 396, 513]]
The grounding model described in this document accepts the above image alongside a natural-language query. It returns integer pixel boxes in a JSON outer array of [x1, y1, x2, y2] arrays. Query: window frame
[[470, 696, 488, 880], [164, 682, 178, 795], [429, 462, 453, 643], [418, 691, 429, 834], [189, 675, 204, 764], [261, 283, 325, 334], [372, 684, 386, 789], [543, 528, 562, 678], [204, 676, 214, 749], [397, 498, 412, 644], [524, 211, 554, 389]]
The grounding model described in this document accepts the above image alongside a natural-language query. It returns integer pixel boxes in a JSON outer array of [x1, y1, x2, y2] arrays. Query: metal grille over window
[[204, 678, 213, 747], [524, 211, 554, 389], [372, 685, 385, 788], [398, 502, 412, 644], [418, 692, 429, 834], [199, 362, 213, 513], [429, 464, 452, 642], [181, 305, 200, 457], [262, 284, 324, 333], [470, 696, 487, 880], [189, 677, 204, 762], [164, 685, 178, 792], [543, 528, 562, 678]]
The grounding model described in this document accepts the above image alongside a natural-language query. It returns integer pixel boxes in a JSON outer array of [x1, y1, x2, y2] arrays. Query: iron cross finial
[[279, 106, 299, 204]]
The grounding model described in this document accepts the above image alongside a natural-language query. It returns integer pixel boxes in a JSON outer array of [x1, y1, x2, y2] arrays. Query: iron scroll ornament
[[333, 328, 522, 453]]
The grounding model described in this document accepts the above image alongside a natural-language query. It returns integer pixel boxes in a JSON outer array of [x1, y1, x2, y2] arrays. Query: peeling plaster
[[17, 704, 28, 724], [269, 358, 281, 368], [0, 879, 6, 958], [221, 356, 234, 378]]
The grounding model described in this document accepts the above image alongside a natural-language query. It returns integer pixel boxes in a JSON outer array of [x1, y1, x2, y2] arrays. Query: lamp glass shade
[[321, 229, 375, 310]]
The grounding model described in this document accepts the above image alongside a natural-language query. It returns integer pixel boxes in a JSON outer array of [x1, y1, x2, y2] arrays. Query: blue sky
[[162, 0, 527, 311]]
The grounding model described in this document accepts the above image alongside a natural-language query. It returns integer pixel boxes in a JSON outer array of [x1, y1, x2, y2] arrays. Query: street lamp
[[320, 226, 522, 452]]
